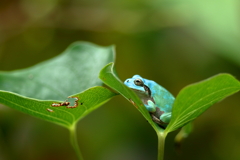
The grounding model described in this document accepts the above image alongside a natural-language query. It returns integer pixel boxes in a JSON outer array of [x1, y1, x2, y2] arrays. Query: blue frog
[[124, 75, 174, 127]]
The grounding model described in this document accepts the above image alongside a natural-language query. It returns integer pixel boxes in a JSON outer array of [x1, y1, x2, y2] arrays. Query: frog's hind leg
[[160, 112, 171, 124], [151, 114, 167, 126], [151, 112, 171, 128]]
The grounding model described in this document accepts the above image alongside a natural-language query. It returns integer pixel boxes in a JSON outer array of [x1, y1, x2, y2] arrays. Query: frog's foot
[[150, 114, 167, 126], [145, 100, 156, 112], [160, 112, 171, 124]]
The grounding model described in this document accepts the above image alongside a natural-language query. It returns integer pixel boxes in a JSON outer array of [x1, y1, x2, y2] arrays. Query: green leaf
[[99, 62, 164, 133], [0, 41, 115, 100], [165, 74, 240, 134], [0, 87, 115, 128], [0, 42, 116, 128]]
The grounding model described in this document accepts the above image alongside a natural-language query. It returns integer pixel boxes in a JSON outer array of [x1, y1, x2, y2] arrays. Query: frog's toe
[[160, 112, 171, 124], [145, 100, 156, 112]]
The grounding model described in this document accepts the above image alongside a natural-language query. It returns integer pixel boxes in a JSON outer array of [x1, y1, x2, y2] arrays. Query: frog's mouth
[[130, 84, 151, 97]]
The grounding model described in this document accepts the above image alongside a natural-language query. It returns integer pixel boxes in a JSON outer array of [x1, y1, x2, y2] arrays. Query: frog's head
[[124, 75, 151, 96]]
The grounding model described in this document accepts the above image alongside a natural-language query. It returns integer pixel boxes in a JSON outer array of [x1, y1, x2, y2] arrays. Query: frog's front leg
[[145, 100, 157, 112]]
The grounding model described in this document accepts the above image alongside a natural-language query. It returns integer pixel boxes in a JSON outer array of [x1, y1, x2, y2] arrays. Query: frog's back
[[147, 80, 174, 113]]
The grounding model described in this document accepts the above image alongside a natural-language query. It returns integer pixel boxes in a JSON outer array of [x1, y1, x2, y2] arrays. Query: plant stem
[[69, 124, 84, 160], [157, 132, 167, 160]]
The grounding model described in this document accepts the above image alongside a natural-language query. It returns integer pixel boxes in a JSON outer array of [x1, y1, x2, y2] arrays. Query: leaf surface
[[0, 41, 115, 100], [0, 42, 116, 128], [0, 87, 115, 128], [165, 74, 240, 133]]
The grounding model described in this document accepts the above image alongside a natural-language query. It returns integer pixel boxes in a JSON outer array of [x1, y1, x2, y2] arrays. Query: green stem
[[157, 132, 167, 160], [69, 124, 84, 160]]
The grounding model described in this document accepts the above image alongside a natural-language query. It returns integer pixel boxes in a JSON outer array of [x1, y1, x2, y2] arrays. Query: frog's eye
[[134, 79, 143, 86]]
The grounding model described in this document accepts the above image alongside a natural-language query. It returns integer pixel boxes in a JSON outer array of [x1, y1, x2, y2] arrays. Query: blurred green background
[[0, 0, 240, 160]]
